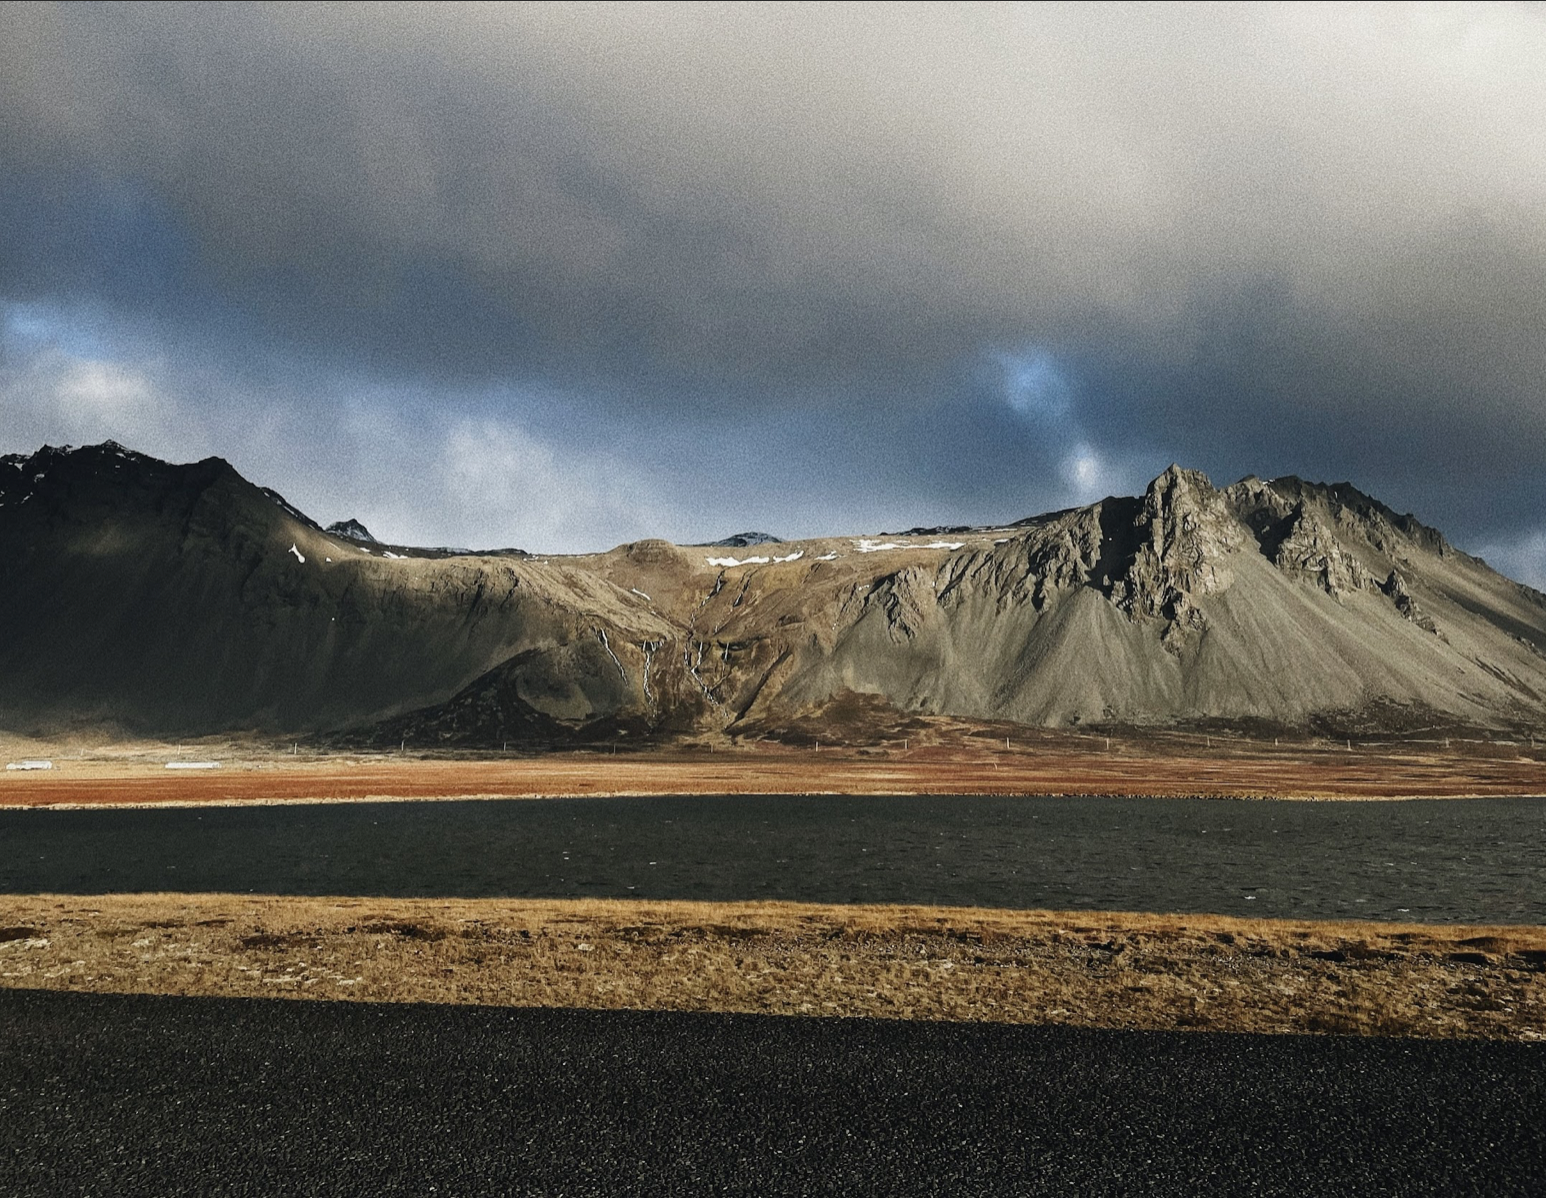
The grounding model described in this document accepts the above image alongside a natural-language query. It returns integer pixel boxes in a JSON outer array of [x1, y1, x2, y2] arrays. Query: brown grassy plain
[[1, 895, 1542, 1040], [2, 727, 1544, 807]]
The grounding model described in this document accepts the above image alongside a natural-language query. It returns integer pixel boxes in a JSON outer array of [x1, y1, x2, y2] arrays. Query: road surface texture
[[2, 990, 1542, 1195]]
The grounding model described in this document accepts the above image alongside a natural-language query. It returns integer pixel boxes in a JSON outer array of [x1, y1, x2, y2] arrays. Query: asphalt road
[[2, 991, 1542, 1196]]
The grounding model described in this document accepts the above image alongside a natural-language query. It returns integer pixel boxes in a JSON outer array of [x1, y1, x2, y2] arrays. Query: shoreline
[[7, 788, 1546, 810]]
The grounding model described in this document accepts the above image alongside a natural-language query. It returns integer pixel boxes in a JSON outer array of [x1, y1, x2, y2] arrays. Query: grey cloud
[[4, 5, 1540, 379], [1, 3, 1544, 558]]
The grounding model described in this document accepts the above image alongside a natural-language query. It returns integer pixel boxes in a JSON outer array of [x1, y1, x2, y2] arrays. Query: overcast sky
[[2, 2, 1544, 582]]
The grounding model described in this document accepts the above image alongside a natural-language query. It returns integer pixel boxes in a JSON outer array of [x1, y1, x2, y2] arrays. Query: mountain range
[[3, 441, 1544, 743]]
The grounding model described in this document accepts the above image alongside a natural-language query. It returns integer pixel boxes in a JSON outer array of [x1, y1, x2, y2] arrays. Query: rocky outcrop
[[934, 502, 1107, 615], [1110, 467, 1241, 647], [1269, 502, 1374, 599], [1020, 505, 1109, 608], [1383, 569, 1438, 633]]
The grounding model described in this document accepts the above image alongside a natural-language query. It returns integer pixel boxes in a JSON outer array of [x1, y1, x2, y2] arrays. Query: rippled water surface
[[3, 794, 1543, 923]]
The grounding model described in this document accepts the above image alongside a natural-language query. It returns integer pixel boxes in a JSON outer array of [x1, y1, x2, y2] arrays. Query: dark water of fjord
[[2, 793, 1542, 923]]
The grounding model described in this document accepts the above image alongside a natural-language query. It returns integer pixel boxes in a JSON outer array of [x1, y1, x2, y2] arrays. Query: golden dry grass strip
[[2, 895, 1543, 1040]]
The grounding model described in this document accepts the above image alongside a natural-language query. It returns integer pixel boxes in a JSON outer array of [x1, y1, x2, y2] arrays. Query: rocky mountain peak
[[1110, 466, 1242, 644], [0, 441, 239, 521], [326, 519, 376, 543], [703, 532, 783, 548]]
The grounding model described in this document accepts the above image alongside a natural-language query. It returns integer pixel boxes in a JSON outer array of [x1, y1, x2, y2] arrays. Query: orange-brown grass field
[[1, 895, 1542, 1040], [2, 727, 1545, 806]]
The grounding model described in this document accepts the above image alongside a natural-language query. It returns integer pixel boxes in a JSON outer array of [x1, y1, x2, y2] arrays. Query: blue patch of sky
[[2, 172, 187, 305], [2, 301, 103, 360], [0, 170, 272, 371], [999, 348, 1075, 423]]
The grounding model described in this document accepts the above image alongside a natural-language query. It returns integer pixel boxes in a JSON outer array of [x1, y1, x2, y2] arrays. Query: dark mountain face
[[0, 443, 640, 735], [3, 443, 1544, 742]]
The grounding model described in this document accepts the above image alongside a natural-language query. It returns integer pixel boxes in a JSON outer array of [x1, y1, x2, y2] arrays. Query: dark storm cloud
[[1, 3, 1544, 571]]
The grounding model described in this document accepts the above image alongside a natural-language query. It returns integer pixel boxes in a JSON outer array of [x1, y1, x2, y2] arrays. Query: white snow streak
[[596, 629, 627, 680], [288, 544, 306, 564], [855, 539, 963, 553]]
